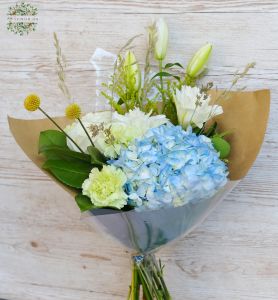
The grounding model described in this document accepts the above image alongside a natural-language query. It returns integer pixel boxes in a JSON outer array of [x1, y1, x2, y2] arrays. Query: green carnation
[[82, 165, 128, 209]]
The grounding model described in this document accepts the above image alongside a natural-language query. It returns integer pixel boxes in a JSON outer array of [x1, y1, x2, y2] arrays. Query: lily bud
[[186, 43, 212, 78], [154, 18, 168, 61], [124, 50, 141, 91]]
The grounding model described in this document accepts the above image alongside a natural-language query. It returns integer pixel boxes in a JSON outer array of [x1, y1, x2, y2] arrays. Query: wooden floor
[[1, 1, 278, 299]]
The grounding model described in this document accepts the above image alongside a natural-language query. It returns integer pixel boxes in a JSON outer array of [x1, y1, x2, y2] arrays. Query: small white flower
[[173, 86, 223, 129]]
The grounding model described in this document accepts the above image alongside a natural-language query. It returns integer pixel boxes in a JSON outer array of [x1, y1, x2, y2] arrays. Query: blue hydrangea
[[110, 124, 228, 211]]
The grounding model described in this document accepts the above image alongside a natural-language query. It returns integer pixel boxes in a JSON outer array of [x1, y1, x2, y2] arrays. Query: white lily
[[124, 50, 141, 91], [186, 43, 212, 78], [174, 86, 223, 129], [154, 18, 168, 61]]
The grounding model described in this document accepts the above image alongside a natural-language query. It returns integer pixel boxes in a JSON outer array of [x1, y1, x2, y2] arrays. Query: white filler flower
[[174, 86, 223, 128]]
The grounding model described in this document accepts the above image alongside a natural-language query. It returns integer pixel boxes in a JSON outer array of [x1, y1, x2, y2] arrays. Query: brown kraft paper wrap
[[8, 89, 270, 198]]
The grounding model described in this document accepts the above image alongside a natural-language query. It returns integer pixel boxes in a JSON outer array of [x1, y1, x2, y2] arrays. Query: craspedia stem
[[78, 118, 95, 147], [38, 107, 85, 153]]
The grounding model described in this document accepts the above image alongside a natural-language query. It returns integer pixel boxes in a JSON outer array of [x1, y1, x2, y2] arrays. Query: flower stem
[[129, 254, 172, 300], [159, 59, 166, 112], [185, 74, 196, 87], [131, 264, 140, 300], [151, 255, 172, 299], [38, 107, 84, 153], [77, 118, 95, 147], [137, 266, 153, 300]]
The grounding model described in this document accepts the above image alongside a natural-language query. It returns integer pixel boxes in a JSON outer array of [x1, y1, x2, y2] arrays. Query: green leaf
[[39, 130, 67, 153], [164, 62, 184, 69], [75, 194, 94, 212], [151, 72, 180, 81], [42, 145, 91, 163], [117, 98, 124, 105], [87, 146, 107, 167], [211, 136, 231, 159], [75, 194, 125, 212], [43, 160, 92, 188], [163, 101, 178, 125]]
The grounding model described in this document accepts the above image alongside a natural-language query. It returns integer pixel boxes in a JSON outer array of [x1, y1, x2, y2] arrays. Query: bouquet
[[9, 19, 270, 299]]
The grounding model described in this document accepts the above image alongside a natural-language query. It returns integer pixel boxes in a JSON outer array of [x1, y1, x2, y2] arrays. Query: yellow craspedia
[[24, 94, 41, 111], [65, 103, 81, 119]]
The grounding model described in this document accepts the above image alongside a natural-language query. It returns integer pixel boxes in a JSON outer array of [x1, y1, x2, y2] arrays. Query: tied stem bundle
[[129, 254, 172, 300]]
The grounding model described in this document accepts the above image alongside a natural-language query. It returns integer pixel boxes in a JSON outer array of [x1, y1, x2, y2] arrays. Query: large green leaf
[[42, 145, 91, 163], [87, 146, 107, 167], [75, 194, 94, 212], [43, 160, 92, 188], [39, 130, 67, 153]]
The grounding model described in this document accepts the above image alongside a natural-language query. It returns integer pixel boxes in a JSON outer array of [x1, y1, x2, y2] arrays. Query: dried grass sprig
[[53, 32, 72, 101]]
